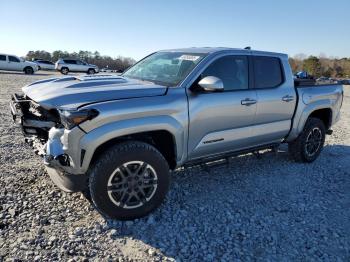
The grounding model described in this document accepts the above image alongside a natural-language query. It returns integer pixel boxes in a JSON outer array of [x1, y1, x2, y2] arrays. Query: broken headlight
[[59, 109, 99, 130]]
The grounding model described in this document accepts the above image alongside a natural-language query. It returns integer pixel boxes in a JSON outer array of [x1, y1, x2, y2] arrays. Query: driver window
[[201, 55, 248, 91]]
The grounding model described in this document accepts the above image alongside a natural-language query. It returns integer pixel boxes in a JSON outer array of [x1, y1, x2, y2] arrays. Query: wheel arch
[[298, 106, 333, 133], [60, 67, 69, 73], [87, 68, 96, 74], [23, 66, 33, 73], [79, 118, 185, 173], [287, 101, 334, 142], [90, 130, 177, 170], [308, 108, 332, 130]]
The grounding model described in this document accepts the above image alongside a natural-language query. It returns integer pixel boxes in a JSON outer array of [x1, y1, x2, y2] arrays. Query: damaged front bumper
[[10, 94, 88, 191]]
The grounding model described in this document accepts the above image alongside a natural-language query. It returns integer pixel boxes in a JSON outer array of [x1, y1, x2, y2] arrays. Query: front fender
[[79, 115, 185, 173]]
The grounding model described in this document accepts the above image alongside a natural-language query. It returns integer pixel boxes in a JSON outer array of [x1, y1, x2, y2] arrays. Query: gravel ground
[[0, 71, 349, 261]]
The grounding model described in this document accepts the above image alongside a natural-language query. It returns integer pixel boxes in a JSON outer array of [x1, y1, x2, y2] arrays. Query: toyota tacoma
[[10, 48, 343, 220]]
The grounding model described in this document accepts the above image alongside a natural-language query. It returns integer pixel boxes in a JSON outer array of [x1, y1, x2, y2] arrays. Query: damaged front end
[[10, 93, 60, 155], [10, 93, 74, 168], [10, 93, 88, 192]]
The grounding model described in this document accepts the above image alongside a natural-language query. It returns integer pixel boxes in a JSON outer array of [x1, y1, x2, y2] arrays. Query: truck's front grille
[[11, 93, 60, 140]]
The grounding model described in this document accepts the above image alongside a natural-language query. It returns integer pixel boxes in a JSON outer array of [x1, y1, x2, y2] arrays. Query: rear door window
[[0, 55, 6, 61], [64, 60, 77, 64], [8, 56, 20, 62], [253, 56, 283, 88]]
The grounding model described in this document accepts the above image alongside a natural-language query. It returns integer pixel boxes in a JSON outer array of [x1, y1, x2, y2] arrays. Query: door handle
[[282, 95, 294, 102], [241, 98, 257, 106]]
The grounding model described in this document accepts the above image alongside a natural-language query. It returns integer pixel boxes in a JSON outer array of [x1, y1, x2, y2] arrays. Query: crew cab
[[0, 53, 38, 74], [10, 48, 343, 220]]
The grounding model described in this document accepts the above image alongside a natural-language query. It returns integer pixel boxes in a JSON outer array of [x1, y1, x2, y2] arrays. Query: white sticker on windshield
[[178, 55, 200, 61]]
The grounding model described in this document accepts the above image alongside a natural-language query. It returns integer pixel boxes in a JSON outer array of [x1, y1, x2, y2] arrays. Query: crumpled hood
[[22, 75, 168, 109]]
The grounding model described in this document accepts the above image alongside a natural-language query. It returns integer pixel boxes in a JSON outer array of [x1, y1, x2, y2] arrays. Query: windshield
[[123, 52, 206, 86]]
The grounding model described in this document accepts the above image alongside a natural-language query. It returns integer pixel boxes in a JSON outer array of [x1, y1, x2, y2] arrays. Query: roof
[[158, 47, 288, 58]]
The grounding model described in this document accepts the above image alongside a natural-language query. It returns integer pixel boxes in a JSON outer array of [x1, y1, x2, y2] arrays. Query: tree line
[[25, 50, 350, 78], [25, 50, 136, 71], [289, 54, 350, 78]]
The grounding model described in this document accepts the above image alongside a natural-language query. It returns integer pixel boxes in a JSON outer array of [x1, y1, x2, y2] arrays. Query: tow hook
[[44, 154, 70, 167]]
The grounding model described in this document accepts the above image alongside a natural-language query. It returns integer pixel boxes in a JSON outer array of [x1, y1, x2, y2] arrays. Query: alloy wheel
[[305, 127, 323, 157], [107, 161, 158, 209]]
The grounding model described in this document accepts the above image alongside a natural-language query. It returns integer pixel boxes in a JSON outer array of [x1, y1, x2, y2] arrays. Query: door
[[46, 61, 55, 70], [7, 56, 22, 71], [65, 60, 78, 71], [41, 61, 55, 70], [76, 60, 86, 72], [251, 55, 297, 144], [0, 55, 7, 70], [187, 55, 258, 160]]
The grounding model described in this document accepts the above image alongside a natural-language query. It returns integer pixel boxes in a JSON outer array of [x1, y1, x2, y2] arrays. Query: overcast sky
[[1, 0, 349, 60]]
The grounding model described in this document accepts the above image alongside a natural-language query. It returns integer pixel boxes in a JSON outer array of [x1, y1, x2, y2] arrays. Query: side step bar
[[184, 143, 280, 169]]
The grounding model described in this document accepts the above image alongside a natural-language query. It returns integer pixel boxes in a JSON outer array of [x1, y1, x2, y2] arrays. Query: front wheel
[[88, 141, 170, 220], [24, 67, 34, 74], [288, 117, 326, 163]]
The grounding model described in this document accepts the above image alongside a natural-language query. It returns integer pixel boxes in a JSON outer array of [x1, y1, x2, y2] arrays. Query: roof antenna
[[244, 46, 251, 50]]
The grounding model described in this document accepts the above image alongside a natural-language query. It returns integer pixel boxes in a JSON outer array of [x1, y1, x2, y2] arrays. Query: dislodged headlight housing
[[59, 109, 99, 130]]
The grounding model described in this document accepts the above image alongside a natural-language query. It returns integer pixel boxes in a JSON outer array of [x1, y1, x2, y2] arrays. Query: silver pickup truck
[[10, 47, 343, 220]]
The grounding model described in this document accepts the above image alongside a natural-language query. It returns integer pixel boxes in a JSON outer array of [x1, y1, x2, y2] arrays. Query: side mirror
[[198, 76, 224, 92]]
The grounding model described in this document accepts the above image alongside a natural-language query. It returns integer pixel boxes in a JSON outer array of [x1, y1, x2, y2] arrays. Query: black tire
[[87, 68, 96, 74], [24, 67, 34, 75], [288, 117, 326, 163], [88, 141, 170, 220], [60, 67, 69, 75]]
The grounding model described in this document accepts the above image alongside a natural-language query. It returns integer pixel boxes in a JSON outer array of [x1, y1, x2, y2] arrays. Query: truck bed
[[287, 82, 343, 141]]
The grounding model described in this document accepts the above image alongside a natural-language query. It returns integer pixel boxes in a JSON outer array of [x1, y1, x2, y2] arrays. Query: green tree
[[303, 56, 322, 77], [334, 65, 344, 77], [323, 67, 334, 77], [26, 50, 51, 61]]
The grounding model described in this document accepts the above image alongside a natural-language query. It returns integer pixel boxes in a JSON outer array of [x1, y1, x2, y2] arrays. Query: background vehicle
[[55, 58, 99, 75], [295, 71, 314, 79], [10, 48, 343, 220], [100, 67, 114, 73], [316, 77, 338, 84], [337, 79, 350, 85], [33, 60, 55, 70], [0, 53, 38, 74]]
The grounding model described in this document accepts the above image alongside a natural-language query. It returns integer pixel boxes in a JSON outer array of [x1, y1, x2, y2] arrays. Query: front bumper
[[43, 128, 88, 192]]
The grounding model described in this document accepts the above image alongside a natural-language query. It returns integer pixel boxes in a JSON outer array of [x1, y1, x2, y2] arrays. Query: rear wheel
[[88, 141, 170, 220], [288, 117, 326, 162], [24, 67, 34, 75], [60, 67, 69, 75]]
